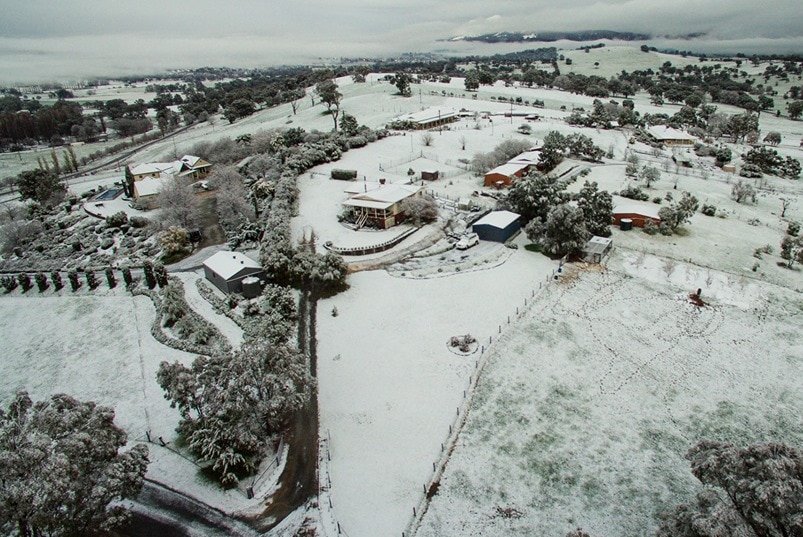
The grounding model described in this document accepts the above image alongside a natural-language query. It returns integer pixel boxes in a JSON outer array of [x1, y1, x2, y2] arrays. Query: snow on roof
[[473, 210, 521, 229], [133, 176, 168, 197], [203, 251, 262, 280], [614, 202, 661, 219], [130, 162, 175, 176], [508, 150, 541, 165], [584, 236, 613, 255], [485, 162, 529, 177], [349, 184, 421, 204], [398, 108, 458, 124], [343, 182, 384, 195], [647, 125, 695, 141]]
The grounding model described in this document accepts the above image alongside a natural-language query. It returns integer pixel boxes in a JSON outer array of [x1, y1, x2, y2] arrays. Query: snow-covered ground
[[3, 52, 803, 536], [314, 240, 558, 537], [416, 250, 803, 537]]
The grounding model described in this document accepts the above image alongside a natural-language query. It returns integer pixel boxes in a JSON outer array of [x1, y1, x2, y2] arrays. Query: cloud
[[0, 0, 800, 84]]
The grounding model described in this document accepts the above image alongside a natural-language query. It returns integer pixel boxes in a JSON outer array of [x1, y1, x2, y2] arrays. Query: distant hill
[[447, 30, 652, 43]]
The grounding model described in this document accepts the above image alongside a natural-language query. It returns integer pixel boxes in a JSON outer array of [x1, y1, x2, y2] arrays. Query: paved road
[[123, 481, 261, 537]]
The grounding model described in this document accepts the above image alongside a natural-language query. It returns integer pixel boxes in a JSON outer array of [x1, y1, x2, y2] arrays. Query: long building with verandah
[[646, 126, 696, 146], [395, 108, 459, 130]]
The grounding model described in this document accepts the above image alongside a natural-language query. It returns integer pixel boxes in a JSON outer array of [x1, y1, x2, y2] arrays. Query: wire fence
[[400, 260, 569, 537], [312, 256, 570, 537], [318, 429, 354, 537]]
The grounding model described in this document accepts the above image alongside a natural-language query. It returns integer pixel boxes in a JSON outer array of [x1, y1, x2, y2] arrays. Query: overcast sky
[[0, 0, 801, 84]]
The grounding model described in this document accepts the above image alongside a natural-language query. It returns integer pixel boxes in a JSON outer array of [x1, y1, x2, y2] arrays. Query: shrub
[[701, 204, 717, 216], [753, 244, 773, 258], [105, 211, 128, 228], [129, 216, 149, 228], [143, 261, 156, 289], [643, 220, 659, 235], [50, 271, 63, 291], [68, 270, 80, 291], [2, 275, 19, 293], [86, 270, 99, 290], [17, 273, 32, 292], [788, 221, 801, 236], [619, 185, 650, 201], [739, 163, 763, 178], [34, 272, 48, 293], [122, 267, 133, 287], [652, 196, 663, 204], [105, 268, 116, 288], [330, 169, 358, 181]]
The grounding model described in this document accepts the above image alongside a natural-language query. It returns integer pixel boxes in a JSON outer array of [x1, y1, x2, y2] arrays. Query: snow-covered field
[[3, 48, 803, 536], [416, 250, 803, 537]]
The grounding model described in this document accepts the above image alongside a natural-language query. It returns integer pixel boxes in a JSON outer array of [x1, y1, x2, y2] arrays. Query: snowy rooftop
[[130, 162, 176, 176], [398, 107, 458, 124], [613, 202, 662, 219], [486, 162, 529, 177], [350, 185, 422, 203], [473, 210, 521, 229], [203, 251, 262, 280], [647, 125, 695, 141], [508, 150, 542, 165], [133, 176, 168, 197], [343, 182, 384, 195]]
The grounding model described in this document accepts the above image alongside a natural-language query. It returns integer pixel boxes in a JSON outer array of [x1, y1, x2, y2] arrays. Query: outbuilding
[[472, 210, 521, 242], [203, 251, 264, 295], [613, 203, 661, 228], [582, 236, 613, 263]]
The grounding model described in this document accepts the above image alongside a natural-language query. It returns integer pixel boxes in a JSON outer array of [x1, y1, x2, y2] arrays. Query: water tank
[[620, 218, 633, 231], [241, 277, 261, 299]]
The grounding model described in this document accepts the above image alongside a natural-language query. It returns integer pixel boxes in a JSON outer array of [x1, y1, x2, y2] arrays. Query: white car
[[456, 233, 479, 250]]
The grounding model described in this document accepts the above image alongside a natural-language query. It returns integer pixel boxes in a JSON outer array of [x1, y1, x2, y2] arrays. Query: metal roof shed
[[203, 251, 264, 295], [472, 210, 521, 242]]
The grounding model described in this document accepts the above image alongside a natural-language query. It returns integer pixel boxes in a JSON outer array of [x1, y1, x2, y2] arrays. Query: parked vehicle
[[456, 233, 479, 250]]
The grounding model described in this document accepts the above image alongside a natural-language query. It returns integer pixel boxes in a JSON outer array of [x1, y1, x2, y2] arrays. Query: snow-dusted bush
[[67, 270, 80, 291], [400, 194, 439, 226], [158, 227, 190, 258], [1, 275, 18, 293], [731, 180, 757, 204], [619, 184, 650, 201], [105, 211, 128, 228], [34, 272, 48, 293], [701, 204, 717, 216], [17, 273, 32, 292], [50, 271, 63, 291]]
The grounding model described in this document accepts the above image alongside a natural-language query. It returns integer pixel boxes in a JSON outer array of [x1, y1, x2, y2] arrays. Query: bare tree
[[458, 135, 467, 150], [420, 132, 434, 147], [158, 179, 199, 230]]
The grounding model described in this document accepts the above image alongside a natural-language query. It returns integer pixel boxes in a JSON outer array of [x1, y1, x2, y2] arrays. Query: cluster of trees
[[505, 176, 613, 256], [780, 218, 803, 268], [157, 337, 310, 486], [539, 131, 606, 172], [741, 147, 801, 179], [0, 391, 149, 537]]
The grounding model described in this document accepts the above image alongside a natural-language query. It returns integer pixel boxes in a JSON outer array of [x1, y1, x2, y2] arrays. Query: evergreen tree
[[526, 203, 590, 256], [0, 391, 149, 537], [658, 440, 803, 537], [576, 181, 613, 237], [504, 174, 570, 225]]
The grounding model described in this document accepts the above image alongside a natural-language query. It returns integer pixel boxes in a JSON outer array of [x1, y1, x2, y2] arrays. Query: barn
[[483, 162, 529, 187], [203, 251, 264, 295], [472, 210, 521, 242], [613, 203, 661, 228]]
